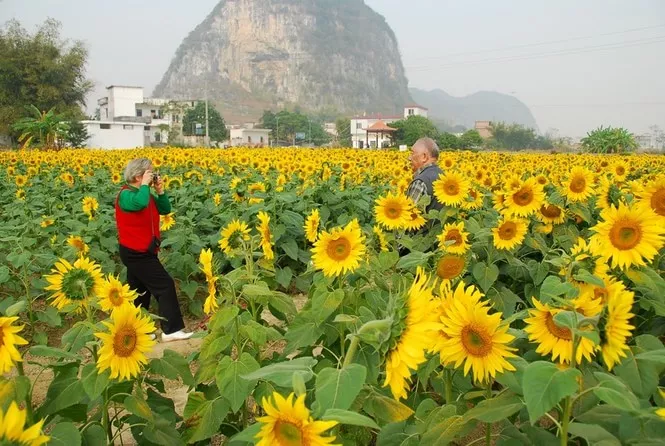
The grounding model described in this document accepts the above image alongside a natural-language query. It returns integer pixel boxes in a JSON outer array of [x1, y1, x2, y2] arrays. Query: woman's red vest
[[115, 185, 160, 252]]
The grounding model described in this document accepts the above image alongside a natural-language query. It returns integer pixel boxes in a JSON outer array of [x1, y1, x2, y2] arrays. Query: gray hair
[[123, 158, 152, 183], [414, 137, 440, 159]]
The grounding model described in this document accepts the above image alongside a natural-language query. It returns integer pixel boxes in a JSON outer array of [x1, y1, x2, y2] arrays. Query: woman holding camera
[[115, 158, 192, 342]]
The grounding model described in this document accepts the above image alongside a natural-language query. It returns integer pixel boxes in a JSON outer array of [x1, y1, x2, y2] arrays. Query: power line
[[406, 24, 665, 62], [406, 35, 665, 72]]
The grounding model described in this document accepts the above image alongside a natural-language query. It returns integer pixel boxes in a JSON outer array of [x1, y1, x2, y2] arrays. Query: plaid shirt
[[406, 163, 436, 206]]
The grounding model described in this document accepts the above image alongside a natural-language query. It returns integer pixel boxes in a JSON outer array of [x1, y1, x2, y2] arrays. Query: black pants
[[119, 245, 185, 334]]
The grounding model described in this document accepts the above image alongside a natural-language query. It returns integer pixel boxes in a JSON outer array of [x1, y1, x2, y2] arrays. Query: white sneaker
[[149, 334, 156, 341], [161, 330, 194, 342]]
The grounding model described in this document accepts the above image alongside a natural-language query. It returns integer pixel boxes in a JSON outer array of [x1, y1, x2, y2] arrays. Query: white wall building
[[350, 105, 428, 149], [229, 127, 271, 147], [88, 85, 198, 149]]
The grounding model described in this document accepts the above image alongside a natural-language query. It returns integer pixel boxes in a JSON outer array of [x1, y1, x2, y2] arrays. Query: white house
[[85, 85, 198, 149], [228, 126, 271, 147], [350, 105, 428, 149]]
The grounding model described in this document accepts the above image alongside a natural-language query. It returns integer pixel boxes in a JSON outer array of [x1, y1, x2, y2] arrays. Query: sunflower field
[[1, 147, 665, 445]]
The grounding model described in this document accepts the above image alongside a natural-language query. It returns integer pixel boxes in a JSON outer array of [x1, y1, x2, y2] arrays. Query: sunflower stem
[[16, 361, 34, 424], [342, 336, 360, 368], [485, 381, 493, 446], [560, 396, 572, 446], [443, 368, 453, 405]]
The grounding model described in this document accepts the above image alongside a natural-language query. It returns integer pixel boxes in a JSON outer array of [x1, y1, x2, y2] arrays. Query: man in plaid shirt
[[406, 137, 443, 213]]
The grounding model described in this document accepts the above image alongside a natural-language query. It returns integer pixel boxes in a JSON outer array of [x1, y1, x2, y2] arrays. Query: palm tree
[[12, 105, 70, 149]]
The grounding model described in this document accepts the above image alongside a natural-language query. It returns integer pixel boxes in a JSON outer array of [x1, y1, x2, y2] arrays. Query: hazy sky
[[2, 0, 664, 137]]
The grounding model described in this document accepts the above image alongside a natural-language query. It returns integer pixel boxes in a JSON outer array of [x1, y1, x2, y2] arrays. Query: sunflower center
[[275, 420, 304, 446], [113, 325, 138, 358], [109, 288, 124, 306], [616, 166, 625, 176], [461, 326, 492, 357], [650, 188, 665, 216], [386, 203, 402, 219], [609, 220, 642, 250], [61, 268, 95, 301], [540, 204, 562, 219], [498, 222, 517, 240], [512, 187, 533, 206], [326, 237, 351, 261], [569, 176, 586, 193], [444, 180, 459, 196], [436, 256, 465, 279], [545, 313, 572, 340], [445, 230, 463, 246]]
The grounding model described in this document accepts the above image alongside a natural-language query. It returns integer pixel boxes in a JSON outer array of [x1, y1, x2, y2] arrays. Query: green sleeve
[[118, 186, 151, 212], [155, 193, 172, 215]]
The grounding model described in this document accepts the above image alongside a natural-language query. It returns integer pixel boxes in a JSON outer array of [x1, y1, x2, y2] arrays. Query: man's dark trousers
[[119, 245, 185, 334]]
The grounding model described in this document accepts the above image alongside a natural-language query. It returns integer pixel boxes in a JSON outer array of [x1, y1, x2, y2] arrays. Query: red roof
[[366, 120, 396, 132]]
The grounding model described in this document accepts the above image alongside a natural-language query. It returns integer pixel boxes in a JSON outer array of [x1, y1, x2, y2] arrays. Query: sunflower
[[437, 222, 470, 254], [437, 283, 516, 383], [461, 189, 484, 211], [44, 257, 104, 311], [524, 299, 596, 365], [213, 192, 222, 206], [67, 235, 90, 256], [403, 206, 426, 231], [638, 176, 665, 219], [373, 225, 389, 252], [199, 249, 219, 315], [589, 203, 665, 269], [98, 275, 138, 312], [255, 392, 339, 446], [384, 267, 440, 400], [537, 203, 566, 225], [199, 248, 214, 278], [304, 209, 321, 243], [257, 211, 274, 260], [40, 216, 55, 228], [160, 213, 175, 231], [95, 304, 157, 381], [433, 171, 470, 207], [82, 196, 99, 220], [435, 254, 468, 281], [657, 389, 665, 420], [15, 189, 25, 200], [374, 192, 413, 229], [503, 178, 545, 217], [0, 317, 28, 374], [492, 217, 528, 251], [611, 161, 628, 182], [598, 283, 635, 370], [562, 167, 595, 202], [0, 401, 49, 446], [14, 175, 28, 187], [219, 219, 251, 257], [111, 172, 122, 183], [311, 219, 366, 277]]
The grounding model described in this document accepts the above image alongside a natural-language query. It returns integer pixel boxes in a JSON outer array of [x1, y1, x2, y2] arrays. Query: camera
[[152, 173, 160, 184]]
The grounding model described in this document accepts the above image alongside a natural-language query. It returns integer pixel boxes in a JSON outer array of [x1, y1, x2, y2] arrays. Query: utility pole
[[204, 80, 210, 147]]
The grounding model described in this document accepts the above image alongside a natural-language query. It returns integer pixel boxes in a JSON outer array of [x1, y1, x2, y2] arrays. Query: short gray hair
[[123, 158, 152, 183], [414, 137, 440, 159]]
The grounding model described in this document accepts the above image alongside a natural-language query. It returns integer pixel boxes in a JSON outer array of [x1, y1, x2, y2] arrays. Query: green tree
[[12, 105, 70, 149], [437, 132, 460, 149], [389, 115, 440, 146], [182, 102, 228, 142], [335, 117, 351, 147], [581, 126, 637, 154], [0, 19, 92, 138], [63, 119, 89, 148], [260, 109, 330, 146], [459, 129, 484, 148], [488, 122, 553, 150]]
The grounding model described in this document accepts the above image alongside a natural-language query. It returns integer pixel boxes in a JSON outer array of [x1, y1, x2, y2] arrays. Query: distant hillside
[[409, 88, 539, 131], [154, 0, 411, 122]]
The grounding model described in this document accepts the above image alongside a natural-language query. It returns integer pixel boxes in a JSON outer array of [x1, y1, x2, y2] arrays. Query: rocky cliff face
[[153, 0, 411, 120]]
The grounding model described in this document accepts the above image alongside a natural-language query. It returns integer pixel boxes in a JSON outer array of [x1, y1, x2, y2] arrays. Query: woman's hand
[[141, 170, 153, 186]]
